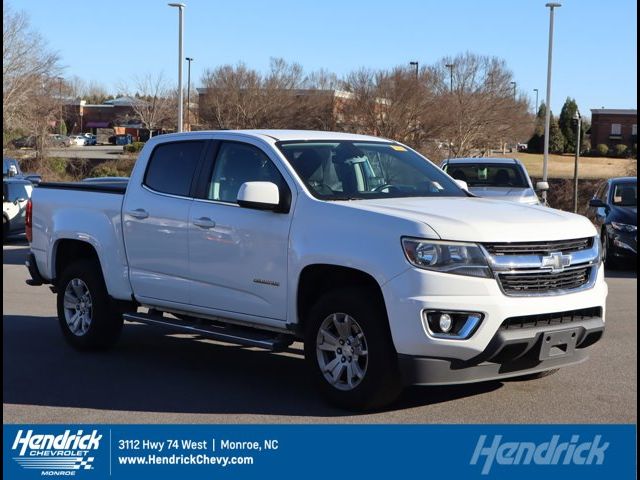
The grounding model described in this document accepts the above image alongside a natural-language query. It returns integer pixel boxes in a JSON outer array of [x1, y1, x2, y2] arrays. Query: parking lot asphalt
[[3, 238, 637, 424]]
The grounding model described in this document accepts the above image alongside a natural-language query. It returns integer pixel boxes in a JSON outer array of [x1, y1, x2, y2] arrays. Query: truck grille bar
[[483, 237, 592, 256]]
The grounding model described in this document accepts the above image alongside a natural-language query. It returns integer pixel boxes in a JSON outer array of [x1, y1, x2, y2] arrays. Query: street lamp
[[542, 2, 561, 205], [533, 88, 539, 114], [445, 64, 454, 92], [168, 2, 186, 132], [572, 110, 581, 213], [409, 61, 419, 80], [185, 57, 194, 130], [510, 81, 517, 100]]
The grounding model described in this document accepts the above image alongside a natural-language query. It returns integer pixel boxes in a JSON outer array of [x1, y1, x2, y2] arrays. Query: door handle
[[126, 208, 149, 219], [193, 217, 216, 229]]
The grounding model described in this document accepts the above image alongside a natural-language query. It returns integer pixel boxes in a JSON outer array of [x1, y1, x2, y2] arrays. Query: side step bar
[[123, 311, 294, 352]]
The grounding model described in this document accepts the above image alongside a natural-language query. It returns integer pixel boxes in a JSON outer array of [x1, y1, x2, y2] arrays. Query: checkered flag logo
[[78, 457, 95, 470]]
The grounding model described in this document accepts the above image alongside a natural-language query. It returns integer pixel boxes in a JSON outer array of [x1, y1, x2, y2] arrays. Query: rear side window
[[144, 141, 205, 196]]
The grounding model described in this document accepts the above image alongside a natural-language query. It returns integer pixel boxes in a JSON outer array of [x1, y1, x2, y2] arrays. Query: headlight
[[401, 238, 492, 278], [611, 222, 637, 233]]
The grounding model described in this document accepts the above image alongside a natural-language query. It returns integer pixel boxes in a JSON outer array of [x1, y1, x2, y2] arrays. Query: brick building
[[589, 108, 637, 152]]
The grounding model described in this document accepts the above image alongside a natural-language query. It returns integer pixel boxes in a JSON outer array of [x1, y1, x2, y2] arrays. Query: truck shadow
[[3, 315, 502, 417]]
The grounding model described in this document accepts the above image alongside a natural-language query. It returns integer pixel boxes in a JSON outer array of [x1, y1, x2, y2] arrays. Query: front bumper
[[382, 264, 607, 362], [399, 316, 604, 385]]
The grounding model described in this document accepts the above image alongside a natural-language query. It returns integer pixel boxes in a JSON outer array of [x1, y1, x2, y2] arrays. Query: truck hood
[[468, 186, 538, 203], [344, 197, 596, 242]]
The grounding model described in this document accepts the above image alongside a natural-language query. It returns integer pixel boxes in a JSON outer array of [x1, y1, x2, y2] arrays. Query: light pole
[[186, 57, 194, 130], [510, 81, 517, 153], [542, 2, 561, 205], [572, 111, 581, 213], [533, 88, 539, 114], [169, 3, 186, 132], [57, 77, 64, 134], [445, 64, 454, 92], [409, 61, 419, 80]]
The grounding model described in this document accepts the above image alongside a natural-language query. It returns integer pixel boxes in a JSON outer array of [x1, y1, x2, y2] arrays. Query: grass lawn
[[491, 152, 636, 179]]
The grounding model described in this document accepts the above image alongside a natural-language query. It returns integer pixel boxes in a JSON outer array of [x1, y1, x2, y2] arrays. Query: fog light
[[439, 313, 453, 333], [423, 310, 484, 339]]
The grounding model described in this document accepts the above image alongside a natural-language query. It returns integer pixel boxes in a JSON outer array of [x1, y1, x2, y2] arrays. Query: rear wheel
[[3, 216, 8, 243], [57, 259, 123, 350], [304, 288, 402, 411]]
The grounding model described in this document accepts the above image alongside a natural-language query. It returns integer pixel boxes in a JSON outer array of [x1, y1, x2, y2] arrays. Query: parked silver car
[[441, 157, 547, 205]]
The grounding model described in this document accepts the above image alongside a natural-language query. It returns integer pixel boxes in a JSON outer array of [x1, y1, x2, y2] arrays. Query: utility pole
[[534, 88, 539, 114], [542, 2, 561, 205], [168, 3, 186, 132], [572, 111, 581, 213], [445, 64, 454, 92], [409, 61, 419, 80], [186, 57, 194, 130]]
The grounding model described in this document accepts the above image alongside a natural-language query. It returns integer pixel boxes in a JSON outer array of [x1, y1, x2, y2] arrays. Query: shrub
[[596, 144, 609, 156], [124, 141, 145, 153], [89, 164, 121, 178], [614, 144, 628, 158], [45, 157, 67, 175]]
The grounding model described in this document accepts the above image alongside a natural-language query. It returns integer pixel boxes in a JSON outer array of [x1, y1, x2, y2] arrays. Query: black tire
[[3, 216, 8, 243], [304, 287, 403, 411], [56, 259, 123, 350], [509, 368, 560, 381]]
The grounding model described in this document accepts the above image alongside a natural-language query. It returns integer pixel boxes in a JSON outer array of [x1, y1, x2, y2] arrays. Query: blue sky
[[13, 0, 637, 118]]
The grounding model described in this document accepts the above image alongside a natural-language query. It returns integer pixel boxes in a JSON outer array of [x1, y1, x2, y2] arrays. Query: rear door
[[123, 140, 208, 304], [187, 140, 294, 321]]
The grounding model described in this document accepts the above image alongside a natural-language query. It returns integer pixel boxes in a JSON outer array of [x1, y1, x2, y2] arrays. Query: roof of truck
[[160, 130, 392, 143]]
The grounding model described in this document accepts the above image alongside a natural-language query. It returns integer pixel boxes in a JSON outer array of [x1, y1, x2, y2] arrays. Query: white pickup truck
[[26, 130, 607, 410]]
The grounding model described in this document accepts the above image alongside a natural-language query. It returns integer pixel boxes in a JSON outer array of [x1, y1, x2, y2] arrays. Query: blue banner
[[3, 424, 635, 479]]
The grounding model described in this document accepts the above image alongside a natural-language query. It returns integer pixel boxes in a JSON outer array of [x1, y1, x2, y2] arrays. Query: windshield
[[443, 163, 529, 188], [611, 182, 637, 206], [277, 141, 465, 200]]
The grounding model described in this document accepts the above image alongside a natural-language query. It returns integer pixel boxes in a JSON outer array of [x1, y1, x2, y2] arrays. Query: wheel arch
[[296, 264, 387, 333]]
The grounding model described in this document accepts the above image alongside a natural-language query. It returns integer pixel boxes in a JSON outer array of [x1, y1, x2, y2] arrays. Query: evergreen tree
[[527, 103, 546, 153], [559, 97, 578, 153], [549, 116, 565, 154]]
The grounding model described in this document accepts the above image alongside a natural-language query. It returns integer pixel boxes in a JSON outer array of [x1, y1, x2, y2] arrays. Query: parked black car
[[587, 177, 637, 268], [10, 135, 37, 149]]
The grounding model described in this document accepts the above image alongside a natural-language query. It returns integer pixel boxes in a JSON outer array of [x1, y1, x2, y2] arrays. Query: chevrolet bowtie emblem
[[541, 251, 572, 272]]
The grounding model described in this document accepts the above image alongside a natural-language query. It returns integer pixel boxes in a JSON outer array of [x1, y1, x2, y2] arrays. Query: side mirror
[[455, 179, 469, 191], [588, 198, 608, 209], [237, 182, 280, 211], [535, 181, 550, 192]]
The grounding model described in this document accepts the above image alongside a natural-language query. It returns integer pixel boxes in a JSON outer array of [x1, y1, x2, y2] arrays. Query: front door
[[188, 140, 293, 321]]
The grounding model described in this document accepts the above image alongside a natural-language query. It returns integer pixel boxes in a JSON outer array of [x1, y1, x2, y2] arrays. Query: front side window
[[207, 142, 285, 203], [443, 162, 529, 188], [277, 141, 464, 200], [144, 141, 205, 196], [611, 123, 622, 135], [611, 182, 637, 206]]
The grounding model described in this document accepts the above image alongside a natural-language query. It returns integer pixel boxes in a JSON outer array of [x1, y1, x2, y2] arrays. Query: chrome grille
[[498, 266, 591, 294], [483, 238, 592, 256]]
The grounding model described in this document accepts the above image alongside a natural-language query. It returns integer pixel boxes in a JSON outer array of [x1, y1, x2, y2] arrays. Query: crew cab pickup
[[26, 130, 607, 410]]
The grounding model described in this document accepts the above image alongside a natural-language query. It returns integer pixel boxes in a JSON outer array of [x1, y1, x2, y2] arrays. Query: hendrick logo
[[470, 434, 609, 475], [11, 429, 102, 476]]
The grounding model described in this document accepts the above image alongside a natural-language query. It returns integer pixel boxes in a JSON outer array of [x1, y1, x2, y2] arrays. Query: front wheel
[[304, 288, 402, 411], [57, 259, 123, 350]]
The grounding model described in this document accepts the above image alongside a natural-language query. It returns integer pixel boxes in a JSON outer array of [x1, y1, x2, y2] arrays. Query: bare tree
[[118, 73, 175, 137], [428, 53, 533, 157], [3, 3, 61, 140]]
